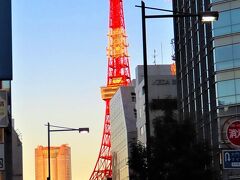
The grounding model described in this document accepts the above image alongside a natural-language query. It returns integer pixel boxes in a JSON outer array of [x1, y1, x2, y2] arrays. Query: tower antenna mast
[[89, 0, 131, 179]]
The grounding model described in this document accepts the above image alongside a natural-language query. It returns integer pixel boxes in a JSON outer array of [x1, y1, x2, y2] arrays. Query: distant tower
[[35, 145, 71, 180], [89, 0, 131, 179]]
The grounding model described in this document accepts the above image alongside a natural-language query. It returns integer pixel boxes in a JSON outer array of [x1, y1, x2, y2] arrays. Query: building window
[[217, 96, 236, 106], [131, 92, 136, 102], [215, 45, 233, 63], [236, 79, 240, 95], [216, 78, 240, 106], [133, 109, 137, 118], [237, 95, 240, 104], [213, 8, 240, 36], [214, 43, 240, 71], [217, 80, 235, 97], [140, 125, 144, 135], [142, 86, 145, 95]]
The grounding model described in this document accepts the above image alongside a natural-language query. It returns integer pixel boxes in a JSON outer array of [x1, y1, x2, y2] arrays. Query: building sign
[[226, 120, 240, 147], [152, 79, 170, 85], [0, 91, 8, 127], [0, 1, 12, 80], [223, 150, 240, 169]]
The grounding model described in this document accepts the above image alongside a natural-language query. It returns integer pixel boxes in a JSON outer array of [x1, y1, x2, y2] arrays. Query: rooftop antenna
[[170, 38, 176, 75], [153, 49, 157, 65], [161, 42, 163, 64], [171, 38, 176, 61]]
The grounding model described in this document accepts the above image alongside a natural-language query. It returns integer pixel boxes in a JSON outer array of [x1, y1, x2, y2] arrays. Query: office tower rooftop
[[35, 144, 71, 180]]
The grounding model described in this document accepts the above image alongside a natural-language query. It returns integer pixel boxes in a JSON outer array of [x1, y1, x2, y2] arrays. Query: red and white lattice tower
[[89, 0, 131, 179]]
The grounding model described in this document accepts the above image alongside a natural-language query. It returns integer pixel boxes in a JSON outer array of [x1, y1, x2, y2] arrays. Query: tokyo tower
[[89, 0, 131, 179]]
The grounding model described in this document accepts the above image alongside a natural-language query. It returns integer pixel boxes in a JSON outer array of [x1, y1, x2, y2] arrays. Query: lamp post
[[46, 122, 89, 180], [137, 1, 218, 179]]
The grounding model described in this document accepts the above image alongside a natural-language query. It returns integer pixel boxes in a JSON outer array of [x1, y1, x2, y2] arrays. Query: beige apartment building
[[35, 144, 71, 180]]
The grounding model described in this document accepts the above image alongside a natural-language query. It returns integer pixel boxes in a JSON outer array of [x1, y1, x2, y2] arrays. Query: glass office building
[[173, 0, 240, 179], [212, 0, 240, 179], [212, 1, 240, 106]]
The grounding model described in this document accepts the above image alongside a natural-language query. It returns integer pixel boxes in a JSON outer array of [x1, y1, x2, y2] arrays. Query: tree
[[151, 117, 214, 180], [128, 141, 147, 180], [129, 99, 216, 180]]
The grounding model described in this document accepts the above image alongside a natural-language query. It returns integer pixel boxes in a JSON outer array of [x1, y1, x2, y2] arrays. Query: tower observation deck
[[89, 0, 131, 179]]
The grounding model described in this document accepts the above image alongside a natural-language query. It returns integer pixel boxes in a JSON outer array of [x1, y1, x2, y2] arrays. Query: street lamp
[[46, 122, 89, 180], [200, 11, 219, 22], [137, 1, 218, 179], [136, 3, 219, 21]]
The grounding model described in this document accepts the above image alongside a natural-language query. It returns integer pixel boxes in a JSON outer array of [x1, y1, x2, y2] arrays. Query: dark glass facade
[[173, 0, 240, 179], [172, 0, 219, 174], [172, 0, 217, 144]]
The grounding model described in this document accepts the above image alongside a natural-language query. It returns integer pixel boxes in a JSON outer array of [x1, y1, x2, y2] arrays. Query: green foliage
[[150, 117, 214, 180], [128, 141, 147, 180], [128, 100, 215, 180]]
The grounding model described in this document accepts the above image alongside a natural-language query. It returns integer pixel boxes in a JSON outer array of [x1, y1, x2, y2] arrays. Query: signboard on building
[[0, 91, 8, 127], [223, 150, 240, 169], [226, 120, 240, 146], [0, 1, 12, 80]]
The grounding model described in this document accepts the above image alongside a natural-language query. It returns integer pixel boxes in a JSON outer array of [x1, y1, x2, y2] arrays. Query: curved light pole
[[46, 122, 89, 180], [136, 1, 218, 179]]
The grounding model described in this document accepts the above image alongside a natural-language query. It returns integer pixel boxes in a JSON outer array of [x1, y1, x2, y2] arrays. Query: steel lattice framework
[[89, 0, 131, 179]]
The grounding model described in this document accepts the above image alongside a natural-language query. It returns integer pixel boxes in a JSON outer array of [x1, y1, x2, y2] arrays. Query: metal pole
[[141, 1, 151, 179], [47, 122, 50, 180]]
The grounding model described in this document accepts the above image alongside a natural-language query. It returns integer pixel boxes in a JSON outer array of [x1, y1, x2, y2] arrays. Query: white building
[[135, 65, 177, 144], [110, 85, 137, 180]]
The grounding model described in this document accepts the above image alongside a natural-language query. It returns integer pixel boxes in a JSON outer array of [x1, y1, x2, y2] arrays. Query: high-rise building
[[173, 0, 240, 179], [110, 85, 137, 180], [135, 65, 177, 145], [35, 144, 71, 180]]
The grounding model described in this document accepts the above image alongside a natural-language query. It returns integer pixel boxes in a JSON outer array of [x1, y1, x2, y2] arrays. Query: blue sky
[[11, 0, 173, 179]]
